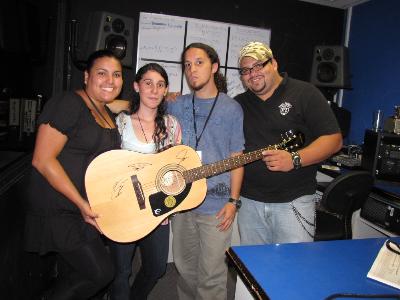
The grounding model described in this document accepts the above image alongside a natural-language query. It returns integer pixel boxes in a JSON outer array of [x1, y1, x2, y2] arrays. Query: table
[[227, 238, 400, 299]]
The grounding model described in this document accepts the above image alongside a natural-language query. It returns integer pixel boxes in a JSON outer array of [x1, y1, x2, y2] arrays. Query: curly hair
[[130, 63, 169, 151], [182, 43, 227, 93]]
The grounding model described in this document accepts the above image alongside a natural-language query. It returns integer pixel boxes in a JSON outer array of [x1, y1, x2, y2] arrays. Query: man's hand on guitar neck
[[262, 149, 294, 172]]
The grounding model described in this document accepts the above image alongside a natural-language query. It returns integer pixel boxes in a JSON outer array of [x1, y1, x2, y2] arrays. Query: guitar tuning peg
[[285, 130, 294, 140]]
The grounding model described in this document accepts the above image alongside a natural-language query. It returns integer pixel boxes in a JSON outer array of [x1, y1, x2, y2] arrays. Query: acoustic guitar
[[85, 130, 304, 242]]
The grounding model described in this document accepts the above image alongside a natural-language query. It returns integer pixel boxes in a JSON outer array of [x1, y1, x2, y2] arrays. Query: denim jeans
[[238, 194, 316, 245], [108, 223, 169, 300], [172, 211, 233, 300]]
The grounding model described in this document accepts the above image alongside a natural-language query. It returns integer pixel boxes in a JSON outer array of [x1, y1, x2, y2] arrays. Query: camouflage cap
[[238, 41, 273, 64]]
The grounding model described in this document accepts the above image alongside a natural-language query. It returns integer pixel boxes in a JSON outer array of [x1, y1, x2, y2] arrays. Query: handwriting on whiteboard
[[137, 13, 270, 95]]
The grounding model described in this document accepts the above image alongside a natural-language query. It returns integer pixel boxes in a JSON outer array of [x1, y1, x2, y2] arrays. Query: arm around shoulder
[[165, 114, 182, 145], [107, 99, 130, 114]]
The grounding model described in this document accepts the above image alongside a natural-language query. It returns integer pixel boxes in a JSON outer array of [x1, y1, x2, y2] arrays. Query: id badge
[[196, 150, 202, 162]]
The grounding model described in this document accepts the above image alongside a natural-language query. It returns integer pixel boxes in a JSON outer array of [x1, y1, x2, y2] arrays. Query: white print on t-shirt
[[278, 102, 292, 115]]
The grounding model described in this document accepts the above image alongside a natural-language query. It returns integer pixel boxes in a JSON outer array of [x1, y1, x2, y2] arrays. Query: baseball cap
[[238, 42, 273, 64]]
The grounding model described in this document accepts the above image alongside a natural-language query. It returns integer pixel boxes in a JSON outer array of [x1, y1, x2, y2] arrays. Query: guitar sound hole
[[158, 168, 186, 195]]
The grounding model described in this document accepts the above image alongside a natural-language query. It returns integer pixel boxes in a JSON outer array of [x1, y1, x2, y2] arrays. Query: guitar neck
[[184, 146, 274, 183]]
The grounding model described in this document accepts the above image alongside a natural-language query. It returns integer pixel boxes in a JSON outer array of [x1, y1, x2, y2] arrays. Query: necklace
[[137, 113, 150, 143], [83, 89, 113, 128]]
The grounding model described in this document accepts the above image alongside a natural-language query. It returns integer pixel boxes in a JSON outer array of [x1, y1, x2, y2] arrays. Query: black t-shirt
[[235, 74, 340, 203], [24, 92, 120, 254]]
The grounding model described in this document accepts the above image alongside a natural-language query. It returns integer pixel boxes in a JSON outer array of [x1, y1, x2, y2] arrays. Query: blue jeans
[[238, 194, 316, 245], [108, 223, 170, 300]]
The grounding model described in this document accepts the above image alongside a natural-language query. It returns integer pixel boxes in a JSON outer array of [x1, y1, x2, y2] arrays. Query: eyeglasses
[[238, 59, 272, 76], [141, 79, 167, 89]]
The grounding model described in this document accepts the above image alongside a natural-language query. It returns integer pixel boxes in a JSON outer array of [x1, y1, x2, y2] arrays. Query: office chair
[[314, 170, 373, 241]]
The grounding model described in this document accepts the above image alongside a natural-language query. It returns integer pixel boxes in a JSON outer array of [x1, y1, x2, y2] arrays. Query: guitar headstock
[[279, 130, 304, 151]]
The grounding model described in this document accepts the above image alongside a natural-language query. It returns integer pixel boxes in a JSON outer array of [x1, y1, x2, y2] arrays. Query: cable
[[325, 293, 400, 299]]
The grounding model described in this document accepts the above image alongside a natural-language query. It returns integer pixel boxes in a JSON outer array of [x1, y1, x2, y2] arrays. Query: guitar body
[[86, 130, 304, 243], [85, 145, 206, 242]]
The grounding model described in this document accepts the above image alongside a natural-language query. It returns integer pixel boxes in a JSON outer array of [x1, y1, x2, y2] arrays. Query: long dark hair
[[130, 63, 169, 151], [181, 43, 227, 93]]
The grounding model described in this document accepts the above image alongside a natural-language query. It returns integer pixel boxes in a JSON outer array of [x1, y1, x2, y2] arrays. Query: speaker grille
[[310, 45, 351, 89], [105, 35, 128, 60], [84, 11, 134, 67], [317, 62, 337, 83], [361, 196, 387, 224]]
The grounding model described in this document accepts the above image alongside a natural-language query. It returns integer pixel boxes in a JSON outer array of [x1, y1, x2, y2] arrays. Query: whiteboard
[[138, 13, 185, 61], [137, 12, 271, 97], [186, 19, 229, 65], [226, 68, 246, 97], [227, 25, 272, 67]]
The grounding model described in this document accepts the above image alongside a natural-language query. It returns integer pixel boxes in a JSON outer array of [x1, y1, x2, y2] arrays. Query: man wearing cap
[[235, 41, 342, 245]]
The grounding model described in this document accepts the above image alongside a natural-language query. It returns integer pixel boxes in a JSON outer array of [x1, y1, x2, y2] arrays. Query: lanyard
[[192, 92, 219, 150]]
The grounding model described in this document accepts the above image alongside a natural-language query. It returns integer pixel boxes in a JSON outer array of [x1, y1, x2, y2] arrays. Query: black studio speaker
[[310, 45, 351, 89], [85, 11, 134, 67]]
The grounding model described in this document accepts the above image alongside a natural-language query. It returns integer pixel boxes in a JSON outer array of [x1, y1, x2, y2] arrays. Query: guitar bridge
[[131, 175, 145, 209]]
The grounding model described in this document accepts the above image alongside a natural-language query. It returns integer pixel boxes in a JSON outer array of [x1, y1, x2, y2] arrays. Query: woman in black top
[[24, 50, 123, 299]]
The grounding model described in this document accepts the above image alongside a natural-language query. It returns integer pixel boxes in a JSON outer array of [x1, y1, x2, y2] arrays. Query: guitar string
[[139, 149, 265, 189], [88, 135, 301, 242], [137, 159, 251, 191], [128, 135, 299, 190], [139, 150, 263, 189], [138, 151, 261, 190]]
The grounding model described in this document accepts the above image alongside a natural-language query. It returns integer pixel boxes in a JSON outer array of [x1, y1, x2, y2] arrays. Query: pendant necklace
[[137, 113, 150, 143], [83, 89, 113, 128]]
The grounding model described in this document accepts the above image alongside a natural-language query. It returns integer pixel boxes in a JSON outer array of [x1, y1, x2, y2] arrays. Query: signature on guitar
[[85, 130, 304, 242]]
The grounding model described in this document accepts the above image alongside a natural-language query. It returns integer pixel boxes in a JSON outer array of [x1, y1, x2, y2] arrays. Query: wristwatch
[[291, 151, 302, 170], [228, 197, 242, 209]]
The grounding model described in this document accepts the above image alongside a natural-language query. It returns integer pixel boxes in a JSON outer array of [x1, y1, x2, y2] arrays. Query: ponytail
[[214, 72, 227, 93]]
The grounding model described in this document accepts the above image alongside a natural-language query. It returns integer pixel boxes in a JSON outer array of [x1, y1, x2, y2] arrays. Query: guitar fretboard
[[183, 145, 278, 183]]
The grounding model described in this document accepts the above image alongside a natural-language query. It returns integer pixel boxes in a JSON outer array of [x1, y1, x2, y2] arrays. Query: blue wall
[[343, 0, 400, 144]]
